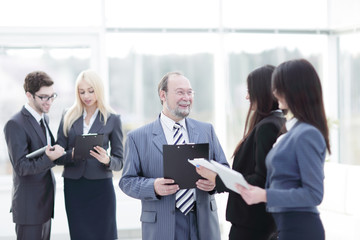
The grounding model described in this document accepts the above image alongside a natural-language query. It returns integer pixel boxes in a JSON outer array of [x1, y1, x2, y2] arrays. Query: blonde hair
[[62, 69, 115, 136]]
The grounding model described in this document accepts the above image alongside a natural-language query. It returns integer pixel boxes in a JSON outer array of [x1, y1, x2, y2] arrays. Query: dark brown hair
[[23, 71, 53, 94], [272, 59, 331, 153], [233, 65, 279, 157]]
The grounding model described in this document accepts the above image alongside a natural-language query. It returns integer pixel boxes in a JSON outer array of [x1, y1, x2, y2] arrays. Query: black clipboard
[[74, 134, 104, 160], [163, 143, 209, 189]]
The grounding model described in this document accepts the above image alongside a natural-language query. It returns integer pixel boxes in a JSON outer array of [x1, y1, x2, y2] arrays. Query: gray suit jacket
[[265, 121, 326, 214], [119, 117, 228, 240], [56, 112, 123, 179], [3, 106, 56, 225]]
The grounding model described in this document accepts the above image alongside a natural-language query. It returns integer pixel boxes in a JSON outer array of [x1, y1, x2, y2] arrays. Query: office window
[[225, 34, 327, 157], [105, 0, 219, 28], [107, 33, 216, 133], [339, 33, 360, 165], [0, 47, 90, 173], [223, 0, 327, 29], [0, 0, 102, 27], [328, 0, 360, 28]]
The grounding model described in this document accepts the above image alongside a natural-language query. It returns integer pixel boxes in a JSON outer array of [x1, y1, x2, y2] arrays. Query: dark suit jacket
[[56, 112, 123, 179], [119, 117, 229, 240], [3, 106, 56, 225], [216, 111, 285, 232]]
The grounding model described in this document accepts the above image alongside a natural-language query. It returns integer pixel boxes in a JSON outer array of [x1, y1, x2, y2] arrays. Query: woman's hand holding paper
[[196, 165, 217, 184], [235, 183, 267, 205]]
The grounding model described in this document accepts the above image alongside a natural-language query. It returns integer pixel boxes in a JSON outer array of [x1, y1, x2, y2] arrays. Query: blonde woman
[[56, 70, 123, 240]]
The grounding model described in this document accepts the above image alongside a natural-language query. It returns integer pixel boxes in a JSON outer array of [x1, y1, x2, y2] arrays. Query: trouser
[[15, 219, 51, 240], [175, 207, 199, 240]]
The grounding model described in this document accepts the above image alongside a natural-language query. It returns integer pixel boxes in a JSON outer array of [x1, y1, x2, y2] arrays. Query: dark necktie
[[40, 119, 47, 138], [173, 123, 195, 215]]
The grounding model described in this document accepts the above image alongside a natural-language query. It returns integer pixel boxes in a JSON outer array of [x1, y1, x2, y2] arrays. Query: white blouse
[[83, 108, 99, 134]]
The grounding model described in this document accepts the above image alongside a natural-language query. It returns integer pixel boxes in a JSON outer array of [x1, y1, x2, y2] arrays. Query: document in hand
[[163, 143, 209, 189], [26, 146, 47, 158], [74, 134, 104, 160], [188, 158, 249, 192]]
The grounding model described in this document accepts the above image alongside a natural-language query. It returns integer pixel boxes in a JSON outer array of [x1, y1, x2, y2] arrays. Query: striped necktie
[[173, 123, 195, 215]]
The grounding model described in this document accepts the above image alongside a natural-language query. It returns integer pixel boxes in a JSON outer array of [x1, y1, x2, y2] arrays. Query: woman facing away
[[56, 70, 123, 240], [197, 65, 285, 240], [237, 59, 331, 240]]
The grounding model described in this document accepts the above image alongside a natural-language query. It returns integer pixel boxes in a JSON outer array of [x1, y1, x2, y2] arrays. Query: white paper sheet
[[188, 158, 217, 172], [188, 158, 249, 192]]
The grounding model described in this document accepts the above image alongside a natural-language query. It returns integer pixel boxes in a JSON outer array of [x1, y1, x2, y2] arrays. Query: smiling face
[[160, 74, 193, 122], [78, 79, 97, 110], [26, 86, 55, 115]]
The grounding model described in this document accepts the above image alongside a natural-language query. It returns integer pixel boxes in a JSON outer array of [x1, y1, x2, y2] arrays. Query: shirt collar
[[160, 112, 187, 131], [83, 108, 99, 119], [25, 103, 44, 123], [286, 117, 298, 131]]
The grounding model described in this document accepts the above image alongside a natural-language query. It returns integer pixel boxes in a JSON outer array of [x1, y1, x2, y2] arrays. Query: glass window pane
[[328, 0, 360, 28], [107, 33, 216, 132], [339, 33, 360, 165], [223, 0, 328, 29], [0, 0, 102, 27], [105, 0, 219, 28], [226, 34, 327, 155]]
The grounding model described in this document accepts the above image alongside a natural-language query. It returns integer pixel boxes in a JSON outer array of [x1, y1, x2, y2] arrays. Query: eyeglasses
[[33, 93, 58, 102], [174, 90, 195, 97]]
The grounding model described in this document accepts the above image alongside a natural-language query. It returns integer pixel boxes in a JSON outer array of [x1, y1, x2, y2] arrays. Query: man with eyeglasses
[[120, 71, 228, 240], [3, 71, 64, 240]]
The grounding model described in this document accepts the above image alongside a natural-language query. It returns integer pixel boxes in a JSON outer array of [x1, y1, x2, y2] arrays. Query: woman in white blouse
[[56, 70, 123, 240]]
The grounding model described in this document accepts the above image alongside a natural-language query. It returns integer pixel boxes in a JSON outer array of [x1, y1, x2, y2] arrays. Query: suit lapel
[[89, 112, 104, 133], [186, 118, 199, 143], [152, 118, 166, 154], [151, 117, 200, 152], [72, 116, 83, 135], [21, 107, 47, 146]]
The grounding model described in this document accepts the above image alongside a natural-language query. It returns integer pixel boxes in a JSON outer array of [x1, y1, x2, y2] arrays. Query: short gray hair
[[158, 71, 183, 105]]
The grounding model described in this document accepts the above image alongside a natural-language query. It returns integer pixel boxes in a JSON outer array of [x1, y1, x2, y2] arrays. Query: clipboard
[[74, 134, 104, 160], [163, 143, 209, 189]]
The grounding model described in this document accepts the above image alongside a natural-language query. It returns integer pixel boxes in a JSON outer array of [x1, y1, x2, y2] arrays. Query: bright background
[[0, 0, 360, 239]]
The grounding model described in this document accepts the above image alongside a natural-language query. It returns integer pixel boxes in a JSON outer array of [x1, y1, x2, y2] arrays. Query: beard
[[33, 100, 49, 113], [165, 100, 191, 119]]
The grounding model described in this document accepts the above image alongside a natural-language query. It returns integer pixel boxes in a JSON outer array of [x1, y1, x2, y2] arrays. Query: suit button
[[171, 210, 175, 215]]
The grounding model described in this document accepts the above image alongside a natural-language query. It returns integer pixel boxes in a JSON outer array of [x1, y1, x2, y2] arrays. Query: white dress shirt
[[25, 103, 51, 145]]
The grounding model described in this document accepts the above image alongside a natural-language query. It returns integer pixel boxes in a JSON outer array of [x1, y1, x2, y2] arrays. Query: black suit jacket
[[3, 106, 56, 225], [56, 112, 123, 179], [216, 111, 285, 232]]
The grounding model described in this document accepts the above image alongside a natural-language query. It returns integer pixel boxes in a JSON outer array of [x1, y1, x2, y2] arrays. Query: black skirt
[[64, 177, 118, 240], [272, 212, 325, 240]]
